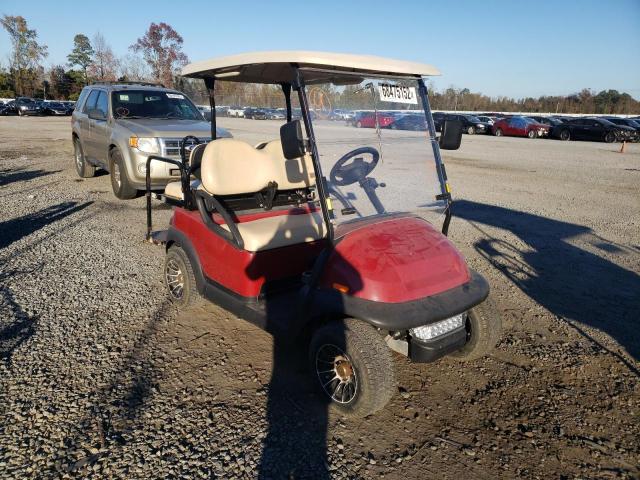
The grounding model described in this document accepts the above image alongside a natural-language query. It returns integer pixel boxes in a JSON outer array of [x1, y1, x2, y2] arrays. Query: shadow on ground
[[0, 201, 93, 250], [454, 200, 640, 367], [0, 167, 61, 187]]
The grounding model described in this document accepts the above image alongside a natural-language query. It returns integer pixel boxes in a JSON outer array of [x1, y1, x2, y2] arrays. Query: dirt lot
[[0, 116, 639, 479]]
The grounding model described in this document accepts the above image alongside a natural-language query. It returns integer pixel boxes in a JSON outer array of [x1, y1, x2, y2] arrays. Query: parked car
[[197, 105, 212, 121], [265, 108, 285, 120], [71, 82, 231, 200], [329, 108, 355, 121], [244, 107, 268, 120], [353, 111, 395, 128], [476, 115, 495, 127], [445, 114, 491, 135], [550, 117, 635, 143], [492, 116, 550, 138], [0, 101, 17, 115], [14, 97, 43, 116], [227, 106, 245, 117], [389, 114, 427, 131], [604, 117, 640, 140], [43, 101, 72, 116]]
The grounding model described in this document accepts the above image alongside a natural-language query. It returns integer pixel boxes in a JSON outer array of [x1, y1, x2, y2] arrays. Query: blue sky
[[1, 0, 639, 99]]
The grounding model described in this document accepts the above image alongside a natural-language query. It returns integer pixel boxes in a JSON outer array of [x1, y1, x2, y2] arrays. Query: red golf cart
[[145, 51, 501, 416]]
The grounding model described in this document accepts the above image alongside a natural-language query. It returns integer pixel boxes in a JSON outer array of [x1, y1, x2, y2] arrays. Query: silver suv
[[71, 82, 231, 199]]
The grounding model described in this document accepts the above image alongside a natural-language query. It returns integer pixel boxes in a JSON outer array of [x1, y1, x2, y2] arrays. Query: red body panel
[[320, 216, 470, 303], [172, 208, 326, 297], [358, 113, 395, 128]]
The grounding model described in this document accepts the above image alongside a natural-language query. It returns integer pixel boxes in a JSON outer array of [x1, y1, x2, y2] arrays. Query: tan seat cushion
[[164, 179, 203, 200], [220, 211, 326, 252], [259, 139, 316, 189], [199, 138, 315, 195]]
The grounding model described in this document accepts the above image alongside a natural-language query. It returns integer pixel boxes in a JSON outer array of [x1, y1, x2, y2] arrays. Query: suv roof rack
[[91, 81, 166, 88]]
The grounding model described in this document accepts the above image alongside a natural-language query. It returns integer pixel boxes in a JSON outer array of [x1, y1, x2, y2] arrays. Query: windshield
[[111, 90, 202, 120], [300, 71, 446, 235], [464, 115, 481, 122]]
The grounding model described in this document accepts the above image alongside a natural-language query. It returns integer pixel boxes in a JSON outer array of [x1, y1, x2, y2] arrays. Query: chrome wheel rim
[[113, 162, 121, 188], [316, 344, 358, 404], [165, 259, 184, 299]]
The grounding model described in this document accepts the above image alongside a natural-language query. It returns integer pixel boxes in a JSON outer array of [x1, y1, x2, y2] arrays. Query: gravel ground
[[0, 117, 639, 479]]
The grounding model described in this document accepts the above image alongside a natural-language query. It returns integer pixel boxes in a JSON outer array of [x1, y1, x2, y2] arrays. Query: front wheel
[[604, 131, 616, 143], [467, 126, 475, 135], [309, 319, 395, 417], [527, 129, 537, 139], [559, 129, 571, 141], [451, 298, 502, 361], [109, 148, 137, 200]]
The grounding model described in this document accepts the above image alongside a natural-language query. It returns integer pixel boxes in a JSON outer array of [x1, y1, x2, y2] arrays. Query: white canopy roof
[[181, 51, 440, 84]]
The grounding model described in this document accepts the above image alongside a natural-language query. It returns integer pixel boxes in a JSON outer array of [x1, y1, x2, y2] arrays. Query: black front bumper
[[313, 270, 489, 331], [409, 327, 467, 363]]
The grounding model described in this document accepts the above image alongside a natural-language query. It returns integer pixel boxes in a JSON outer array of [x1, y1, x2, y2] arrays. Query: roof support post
[[281, 83, 292, 122], [204, 77, 217, 140], [293, 66, 335, 243]]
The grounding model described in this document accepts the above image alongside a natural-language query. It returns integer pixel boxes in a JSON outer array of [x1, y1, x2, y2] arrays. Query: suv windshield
[[300, 71, 446, 236], [111, 90, 202, 120]]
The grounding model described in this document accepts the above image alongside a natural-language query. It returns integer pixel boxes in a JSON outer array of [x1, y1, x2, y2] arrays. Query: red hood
[[320, 216, 470, 303]]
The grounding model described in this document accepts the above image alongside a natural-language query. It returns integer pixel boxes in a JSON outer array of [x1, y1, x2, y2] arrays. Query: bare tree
[[87, 32, 119, 82], [130, 22, 189, 88], [118, 53, 152, 82]]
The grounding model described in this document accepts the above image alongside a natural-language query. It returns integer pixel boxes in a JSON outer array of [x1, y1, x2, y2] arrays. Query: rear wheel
[[604, 131, 616, 143], [165, 246, 201, 308], [109, 148, 137, 200], [467, 125, 475, 135], [355, 121, 362, 128], [559, 129, 571, 141], [309, 319, 395, 417], [451, 298, 502, 361], [527, 129, 537, 139], [73, 138, 95, 178], [494, 128, 503, 137]]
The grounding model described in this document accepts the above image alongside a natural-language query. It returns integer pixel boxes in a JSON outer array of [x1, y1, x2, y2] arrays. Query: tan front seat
[[164, 143, 208, 200], [191, 138, 326, 251]]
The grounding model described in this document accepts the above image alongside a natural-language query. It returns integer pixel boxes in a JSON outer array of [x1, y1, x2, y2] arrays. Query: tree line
[[1, 14, 638, 115], [0, 15, 189, 100]]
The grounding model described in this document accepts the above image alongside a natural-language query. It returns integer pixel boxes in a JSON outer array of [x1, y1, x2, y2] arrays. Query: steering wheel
[[180, 135, 201, 164], [330, 147, 380, 186]]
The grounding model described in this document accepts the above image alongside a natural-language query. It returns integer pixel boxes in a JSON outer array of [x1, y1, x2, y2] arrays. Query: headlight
[[20, 106, 27, 110], [129, 136, 159, 154], [410, 313, 466, 341]]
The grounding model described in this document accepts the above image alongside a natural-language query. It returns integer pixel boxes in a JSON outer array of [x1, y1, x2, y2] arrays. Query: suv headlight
[[129, 136, 159, 154], [410, 313, 466, 341]]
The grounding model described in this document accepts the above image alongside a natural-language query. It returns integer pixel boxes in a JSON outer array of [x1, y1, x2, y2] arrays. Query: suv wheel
[[109, 148, 137, 200], [467, 125, 475, 135], [309, 318, 395, 417], [73, 138, 96, 178]]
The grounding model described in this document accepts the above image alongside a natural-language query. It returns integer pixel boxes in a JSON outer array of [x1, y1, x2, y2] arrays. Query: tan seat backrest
[[200, 138, 316, 196], [189, 143, 207, 179], [260, 140, 316, 189]]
